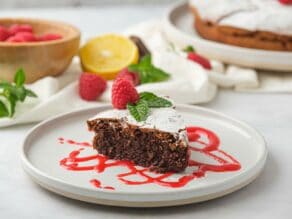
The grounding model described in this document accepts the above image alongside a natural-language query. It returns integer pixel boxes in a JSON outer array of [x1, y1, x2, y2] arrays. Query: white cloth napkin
[[0, 20, 291, 127]]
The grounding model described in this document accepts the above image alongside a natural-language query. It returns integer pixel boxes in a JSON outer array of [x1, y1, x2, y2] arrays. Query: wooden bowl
[[0, 18, 80, 83]]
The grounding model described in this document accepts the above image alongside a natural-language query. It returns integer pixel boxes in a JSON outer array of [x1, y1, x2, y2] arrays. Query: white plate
[[21, 105, 267, 207], [162, 1, 292, 72]]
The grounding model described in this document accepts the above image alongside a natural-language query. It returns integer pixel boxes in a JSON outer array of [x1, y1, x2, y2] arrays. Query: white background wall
[[0, 0, 177, 8]]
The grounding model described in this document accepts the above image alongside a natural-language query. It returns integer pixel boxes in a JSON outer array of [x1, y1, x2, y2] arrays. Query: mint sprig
[[127, 92, 173, 122], [139, 92, 172, 108], [128, 55, 170, 84], [0, 69, 37, 118]]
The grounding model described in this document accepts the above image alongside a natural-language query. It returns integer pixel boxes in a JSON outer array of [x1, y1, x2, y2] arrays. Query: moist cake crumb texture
[[87, 108, 189, 173]]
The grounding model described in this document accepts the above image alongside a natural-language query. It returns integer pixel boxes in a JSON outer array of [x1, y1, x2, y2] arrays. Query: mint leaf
[[139, 54, 151, 66], [14, 68, 25, 87], [183, 45, 195, 53], [0, 69, 37, 118], [127, 99, 149, 122], [15, 87, 26, 102], [25, 89, 37, 97], [139, 92, 157, 100], [139, 92, 172, 108], [7, 95, 16, 117], [2, 86, 17, 117], [128, 55, 170, 84], [0, 100, 9, 118]]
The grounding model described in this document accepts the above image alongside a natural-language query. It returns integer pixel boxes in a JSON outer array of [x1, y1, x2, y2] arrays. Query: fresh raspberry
[[6, 36, 25, 43], [39, 33, 62, 41], [116, 68, 140, 86], [0, 26, 10, 41], [11, 32, 37, 42], [79, 72, 107, 101], [279, 0, 292, 5], [112, 78, 139, 109], [187, 52, 212, 70], [9, 24, 33, 35]]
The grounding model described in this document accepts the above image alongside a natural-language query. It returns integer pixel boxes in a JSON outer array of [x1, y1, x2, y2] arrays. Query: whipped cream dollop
[[90, 107, 186, 134], [189, 0, 292, 35]]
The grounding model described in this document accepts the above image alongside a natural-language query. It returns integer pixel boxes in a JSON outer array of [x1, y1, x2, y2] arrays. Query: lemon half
[[79, 34, 139, 80]]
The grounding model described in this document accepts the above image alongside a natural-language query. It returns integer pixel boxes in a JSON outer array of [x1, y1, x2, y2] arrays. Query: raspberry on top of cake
[[189, 0, 292, 51]]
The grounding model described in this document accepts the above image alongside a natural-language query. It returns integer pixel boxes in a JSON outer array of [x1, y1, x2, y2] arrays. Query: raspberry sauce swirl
[[59, 126, 241, 190]]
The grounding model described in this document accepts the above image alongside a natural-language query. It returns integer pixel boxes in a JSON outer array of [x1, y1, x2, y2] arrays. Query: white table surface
[[0, 5, 291, 219]]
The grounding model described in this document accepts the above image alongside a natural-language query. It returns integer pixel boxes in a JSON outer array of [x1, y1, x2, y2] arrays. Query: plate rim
[[162, 1, 292, 71], [21, 104, 268, 204], [24, 168, 263, 207]]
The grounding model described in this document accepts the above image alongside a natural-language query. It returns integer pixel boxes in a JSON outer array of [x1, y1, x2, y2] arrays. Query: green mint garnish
[[139, 92, 172, 108], [127, 92, 173, 122], [0, 68, 37, 118], [127, 99, 149, 122], [14, 68, 26, 87], [128, 55, 170, 84], [183, 45, 195, 53], [0, 101, 9, 117]]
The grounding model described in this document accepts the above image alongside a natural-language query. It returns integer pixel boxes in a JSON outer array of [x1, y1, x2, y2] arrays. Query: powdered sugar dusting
[[189, 0, 292, 35], [90, 107, 186, 134]]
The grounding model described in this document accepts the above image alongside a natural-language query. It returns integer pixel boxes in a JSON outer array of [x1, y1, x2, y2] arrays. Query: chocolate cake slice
[[87, 107, 189, 173]]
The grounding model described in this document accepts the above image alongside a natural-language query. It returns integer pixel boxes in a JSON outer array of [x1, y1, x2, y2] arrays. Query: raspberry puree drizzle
[[59, 126, 241, 190]]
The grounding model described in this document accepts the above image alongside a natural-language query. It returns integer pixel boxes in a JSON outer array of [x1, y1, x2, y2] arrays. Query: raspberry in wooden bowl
[[0, 18, 80, 83]]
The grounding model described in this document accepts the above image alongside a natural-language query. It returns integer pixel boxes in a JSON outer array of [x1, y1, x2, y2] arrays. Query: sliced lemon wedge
[[79, 34, 139, 80]]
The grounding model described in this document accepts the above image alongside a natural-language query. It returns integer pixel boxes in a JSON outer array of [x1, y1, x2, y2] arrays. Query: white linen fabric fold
[[0, 20, 291, 127]]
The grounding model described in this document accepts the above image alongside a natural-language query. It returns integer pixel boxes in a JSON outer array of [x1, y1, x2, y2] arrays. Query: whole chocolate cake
[[189, 0, 292, 51]]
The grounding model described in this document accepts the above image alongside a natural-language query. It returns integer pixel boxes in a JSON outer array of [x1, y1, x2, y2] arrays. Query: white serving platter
[[163, 1, 292, 72]]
